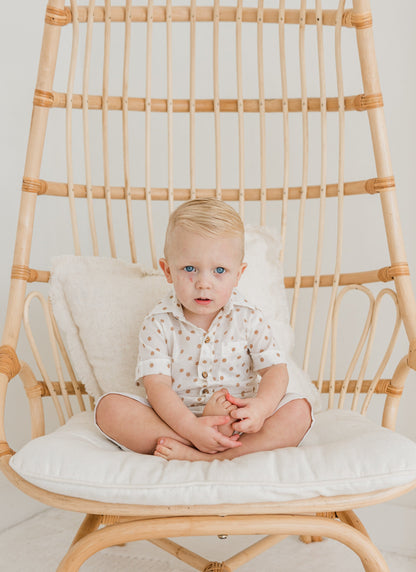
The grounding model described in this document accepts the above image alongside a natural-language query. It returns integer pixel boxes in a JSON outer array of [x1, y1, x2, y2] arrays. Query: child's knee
[[95, 393, 119, 431], [292, 398, 312, 431]]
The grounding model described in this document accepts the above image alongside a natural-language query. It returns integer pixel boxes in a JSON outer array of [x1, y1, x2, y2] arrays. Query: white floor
[[0, 508, 415, 571]]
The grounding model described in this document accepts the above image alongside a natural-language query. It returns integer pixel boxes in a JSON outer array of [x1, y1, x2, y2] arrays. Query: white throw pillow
[[49, 227, 320, 409]]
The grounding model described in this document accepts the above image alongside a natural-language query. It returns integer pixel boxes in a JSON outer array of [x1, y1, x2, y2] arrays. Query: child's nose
[[196, 271, 211, 288]]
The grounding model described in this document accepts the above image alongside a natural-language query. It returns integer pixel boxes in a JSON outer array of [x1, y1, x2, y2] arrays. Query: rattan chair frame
[[1, 1, 416, 570]]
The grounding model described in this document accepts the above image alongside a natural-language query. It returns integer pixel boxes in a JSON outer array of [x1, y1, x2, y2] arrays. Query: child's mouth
[[195, 298, 212, 305]]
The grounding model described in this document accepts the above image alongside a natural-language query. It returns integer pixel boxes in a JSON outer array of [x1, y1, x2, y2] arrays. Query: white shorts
[[94, 391, 315, 452]]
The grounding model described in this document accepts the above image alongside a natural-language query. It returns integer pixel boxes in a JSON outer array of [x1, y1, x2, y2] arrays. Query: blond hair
[[164, 198, 244, 260]]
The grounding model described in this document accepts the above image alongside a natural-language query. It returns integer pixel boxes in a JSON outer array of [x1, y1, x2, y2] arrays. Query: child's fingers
[[206, 415, 231, 426], [226, 393, 246, 406], [217, 435, 242, 448]]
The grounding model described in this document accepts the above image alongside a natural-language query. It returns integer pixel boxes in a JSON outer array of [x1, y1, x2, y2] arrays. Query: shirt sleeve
[[135, 315, 171, 386], [247, 308, 287, 372]]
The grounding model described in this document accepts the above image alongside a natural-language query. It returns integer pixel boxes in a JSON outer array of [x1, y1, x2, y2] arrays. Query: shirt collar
[[149, 289, 255, 322]]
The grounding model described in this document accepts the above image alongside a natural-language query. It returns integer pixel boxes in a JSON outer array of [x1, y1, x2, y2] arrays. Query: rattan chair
[[1, 1, 416, 570]]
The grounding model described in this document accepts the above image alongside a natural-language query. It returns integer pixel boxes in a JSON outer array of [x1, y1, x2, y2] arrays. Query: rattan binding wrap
[[11, 265, 39, 283], [0, 345, 20, 381], [45, 6, 72, 26]]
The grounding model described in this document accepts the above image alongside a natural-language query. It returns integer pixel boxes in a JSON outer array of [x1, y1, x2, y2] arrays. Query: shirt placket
[[197, 317, 222, 398]]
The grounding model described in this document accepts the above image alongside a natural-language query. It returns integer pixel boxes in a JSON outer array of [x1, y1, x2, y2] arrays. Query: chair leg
[[70, 514, 102, 547], [56, 514, 390, 572]]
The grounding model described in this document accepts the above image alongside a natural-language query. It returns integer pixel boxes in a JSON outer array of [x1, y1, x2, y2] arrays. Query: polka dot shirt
[[135, 289, 286, 415]]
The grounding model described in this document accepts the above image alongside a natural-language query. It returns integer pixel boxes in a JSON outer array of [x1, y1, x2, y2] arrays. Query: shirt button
[[202, 388, 209, 395], [204, 336, 210, 343], [202, 371, 208, 379]]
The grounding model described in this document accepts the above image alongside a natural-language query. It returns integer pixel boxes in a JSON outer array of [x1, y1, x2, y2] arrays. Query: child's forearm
[[256, 363, 289, 416], [144, 376, 197, 438]]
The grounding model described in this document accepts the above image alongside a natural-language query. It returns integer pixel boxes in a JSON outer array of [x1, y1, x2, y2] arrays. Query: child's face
[[160, 228, 247, 329]]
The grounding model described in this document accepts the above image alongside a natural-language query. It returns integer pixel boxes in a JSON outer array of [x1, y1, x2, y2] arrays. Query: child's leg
[[95, 393, 191, 454], [154, 398, 312, 461], [202, 388, 237, 437]]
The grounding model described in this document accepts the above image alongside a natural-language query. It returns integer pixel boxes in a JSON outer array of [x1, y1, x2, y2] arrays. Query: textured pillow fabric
[[10, 408, 416, 505], [49, 226, 320, 409]]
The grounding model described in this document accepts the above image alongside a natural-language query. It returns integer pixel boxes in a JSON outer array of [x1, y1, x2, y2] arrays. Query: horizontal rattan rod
[[58, 7, 358, 27], [23, 267, 396, 288], [314, 379, 391, 395], [284, 268, 397, 288], [38, 179, 380, 201], [27, 380, 87, 398], [48, 93, 377, 113]]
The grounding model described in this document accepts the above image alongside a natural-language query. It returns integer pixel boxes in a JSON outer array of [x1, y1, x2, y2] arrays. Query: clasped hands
[[186, 393, 269, 454]]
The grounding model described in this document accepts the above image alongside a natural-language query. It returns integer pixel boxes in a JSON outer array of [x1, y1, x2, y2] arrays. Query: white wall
[[1, 0, 416, 537]]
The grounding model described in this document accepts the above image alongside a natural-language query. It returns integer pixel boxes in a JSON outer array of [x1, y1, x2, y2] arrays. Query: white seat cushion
[[10, 409, 416, 505]]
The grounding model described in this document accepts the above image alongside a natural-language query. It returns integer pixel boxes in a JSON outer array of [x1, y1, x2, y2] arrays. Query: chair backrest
[[2, 0, 416, 432]]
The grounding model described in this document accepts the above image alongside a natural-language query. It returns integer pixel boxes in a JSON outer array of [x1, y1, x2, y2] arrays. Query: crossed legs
[[95, 390, 312, 460]]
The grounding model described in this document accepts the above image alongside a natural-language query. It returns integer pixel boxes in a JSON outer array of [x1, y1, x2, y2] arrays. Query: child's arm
[[144, 374, 242, 453], [227, 363, 288, 433]]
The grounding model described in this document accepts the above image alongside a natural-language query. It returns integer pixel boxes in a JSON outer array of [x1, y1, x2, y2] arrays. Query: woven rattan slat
[[54, 6, 362, 27], [47, 92, 382, 112]]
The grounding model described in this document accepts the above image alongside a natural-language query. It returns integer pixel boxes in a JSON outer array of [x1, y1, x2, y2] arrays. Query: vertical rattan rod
[[290, 0, 308, 327], [190, 0, 197, 200], [317, 0, 346, 395], [166, 0, 174, 213], [67, 0, 81, 255], [279, 0, 289, 263], [236, 0, 245, 220], [353, 0, 416, 345], [122, 0, 138, 262], [303, 0, 328, 371], [145, 0, 157, 268], [103, 0, 117, 258], [257, 0, 266, 226], [1, 0, 65, 351], [82, 0, 99, 256], [213, 0, 222, 199]]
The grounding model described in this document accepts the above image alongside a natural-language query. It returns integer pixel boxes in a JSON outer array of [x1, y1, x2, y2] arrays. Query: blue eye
[[184, 266, 195, 273], [215, 267, 226, 274]]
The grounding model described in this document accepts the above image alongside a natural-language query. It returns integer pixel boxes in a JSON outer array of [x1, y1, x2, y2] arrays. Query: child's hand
[[226, 393, 268, 434], [187, 416, 241, 454]]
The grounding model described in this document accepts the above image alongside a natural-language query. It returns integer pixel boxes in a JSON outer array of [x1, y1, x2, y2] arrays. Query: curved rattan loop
[[0, 345, 20, 381], [45, 6, 72, 27]]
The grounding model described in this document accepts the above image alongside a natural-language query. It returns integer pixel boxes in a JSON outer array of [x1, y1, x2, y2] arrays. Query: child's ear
[[235, 262, 248, 285], [159, 258, 173, 284]]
